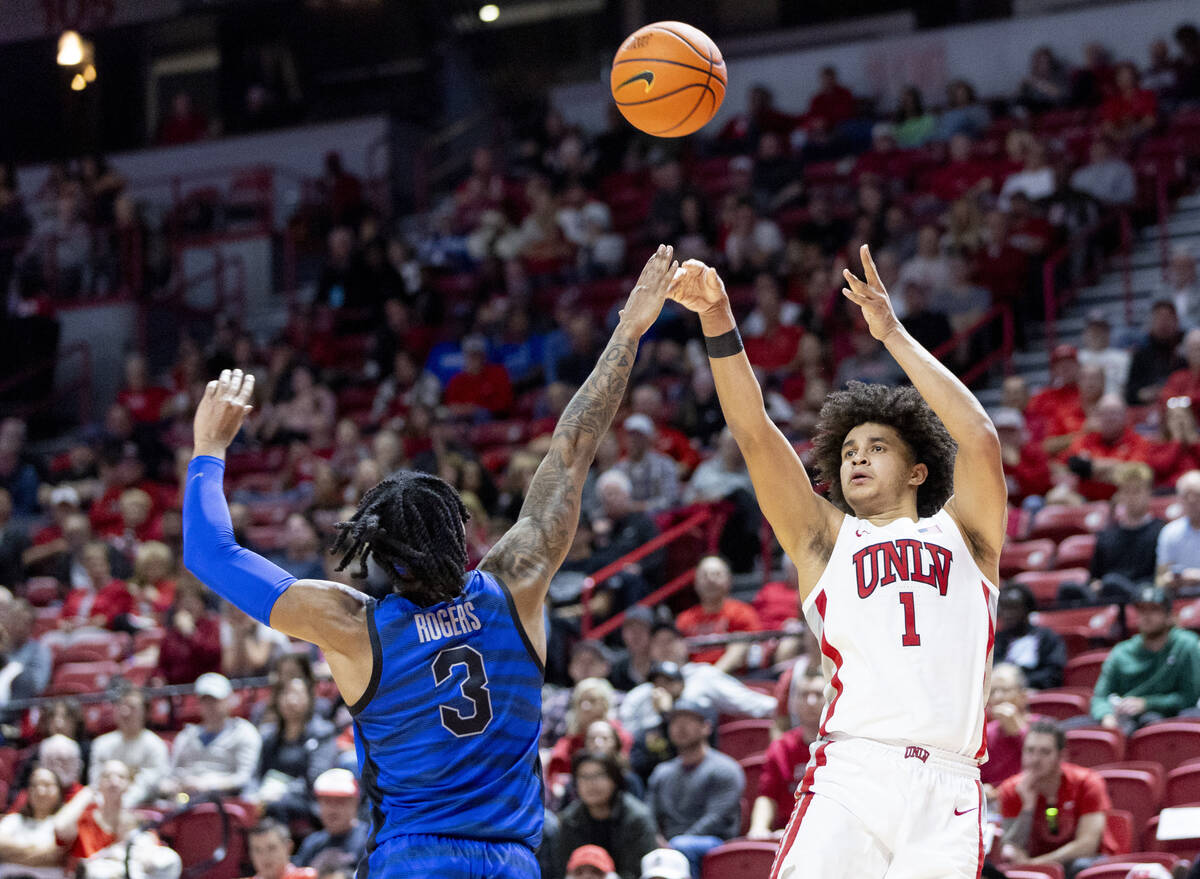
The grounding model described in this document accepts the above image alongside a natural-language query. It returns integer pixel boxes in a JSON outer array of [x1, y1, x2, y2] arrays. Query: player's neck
[[855, 501, 920, 527]]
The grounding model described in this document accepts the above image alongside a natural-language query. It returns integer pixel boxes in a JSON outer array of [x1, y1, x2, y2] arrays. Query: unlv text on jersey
[[851, 540, 954, 599]]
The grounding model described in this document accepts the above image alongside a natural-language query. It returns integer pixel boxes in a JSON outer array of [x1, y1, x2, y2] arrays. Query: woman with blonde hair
[[129, 541, 176, 618], [547, 678, 633, 792]]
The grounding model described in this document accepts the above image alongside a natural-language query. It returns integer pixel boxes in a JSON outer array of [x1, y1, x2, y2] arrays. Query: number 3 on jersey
[[432, 645, 493, 737], [899, 592, 921, 647]]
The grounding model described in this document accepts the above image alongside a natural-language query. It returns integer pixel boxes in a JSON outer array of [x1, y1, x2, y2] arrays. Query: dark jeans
[[1056, 573, 1143, 605]]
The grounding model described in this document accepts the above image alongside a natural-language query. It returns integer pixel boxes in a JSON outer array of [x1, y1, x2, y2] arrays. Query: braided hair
[[330, 470, 470, 606]]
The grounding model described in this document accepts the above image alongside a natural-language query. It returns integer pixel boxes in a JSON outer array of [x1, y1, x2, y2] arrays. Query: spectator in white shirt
[[999, 138, 1056, 209], [159, 672, 262, 799], [1166, 246, 1198, 329], [89, 686, 169, 806], [1157, 470, 1200, 591], [1070, 138, 1136, 206], [741, 273, 800, 337], [893, 226, 950, 318], [1077, 310, 1132, 396]]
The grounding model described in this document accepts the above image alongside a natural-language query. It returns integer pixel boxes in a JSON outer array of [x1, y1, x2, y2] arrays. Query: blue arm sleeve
[[182, 455, 297, 626]]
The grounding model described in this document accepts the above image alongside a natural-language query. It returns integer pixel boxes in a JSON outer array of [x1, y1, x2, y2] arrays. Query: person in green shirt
[[1091, 585, 1200, 734]]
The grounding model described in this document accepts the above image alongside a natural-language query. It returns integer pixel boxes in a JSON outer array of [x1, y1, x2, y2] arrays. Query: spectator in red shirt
[[442, 334, 514, 417], [156, 92, 209, 145], [1044, 363, 1107, 458], [997, 721, 1118, 870], [972, 210, 1030, 310], [807, 66, 856, 129], [89, 442, 168, 535], [116, 354, 172, 425], [1150, 398, 1200, 489], [746, 665, 825, 838], [59, 540, 136, 630], [675, 556, 763, 673], [719, 84, 796, 151], [1027, 345, 1082, 442], [153, 576, 221, 685], [928, 134, 995, 203], [995, 408, 1052, 503], [981, 664, 1041, 796], [854, 123, 917, 184], [1159, 328, 1200, 411], [1100, 62, 1158, 143], [243, 820, 316, 879], [1065, 394, 1154, 501]]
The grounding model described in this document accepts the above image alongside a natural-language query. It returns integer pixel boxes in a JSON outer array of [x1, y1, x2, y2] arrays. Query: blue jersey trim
[[353, 718, 386, 879], [348, 600, 382, 716], [486, 569, 546, 677]]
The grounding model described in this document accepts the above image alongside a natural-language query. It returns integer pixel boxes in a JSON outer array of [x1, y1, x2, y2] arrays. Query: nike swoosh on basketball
[[954, 806, 978, 816], [618, 70, 655, 93]]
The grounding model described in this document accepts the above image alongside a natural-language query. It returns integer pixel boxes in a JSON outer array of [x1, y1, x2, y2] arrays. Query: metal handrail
[[928, 303, 1015, 386], [580, 504, 725, 638]]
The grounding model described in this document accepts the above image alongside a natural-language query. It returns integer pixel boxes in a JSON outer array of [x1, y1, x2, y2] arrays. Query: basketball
[[610, 21, 726, 138]]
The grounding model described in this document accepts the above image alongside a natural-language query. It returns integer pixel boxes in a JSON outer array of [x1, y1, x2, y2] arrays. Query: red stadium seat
[[1129, 723, 1200, 772], [1165, 761, 1200, 807], [1029, 503, 1110, 543], [48, 660, 120, 695], [1000, 539, 1056, 578], [1064, 650, 1110, 689], [1094, 761, 1165, 792], [1106, 809, 1134, 855], [1012, 568, 1090, 604], [1096, 768, 1162, 847], [1055, 534, 1097, 570], [1142, 805, 1200, 858], [158, 801, 253, 879], [1035, 605, 1120, 643], [1064, 727, 1125, 767], [1076, 866, 1160, 879], [739, 754, 766, 801], [701, 840, 778, 879], [717, 719, 772, 763], [52, 631, 130, 666], [1089, 852, 1180, 872], [1027, 690, 1090, 721], [22, 576, 62, 607], [0, 747, 18, 782], [1005, 866, 1065, 879], [1174, 598, 1200, 632]]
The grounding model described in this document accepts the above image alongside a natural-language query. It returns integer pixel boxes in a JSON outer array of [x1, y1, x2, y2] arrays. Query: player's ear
[[909, 462, 928, 487]]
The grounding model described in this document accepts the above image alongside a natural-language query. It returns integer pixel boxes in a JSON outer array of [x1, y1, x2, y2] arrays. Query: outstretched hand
[[842, 244, 902, 342], [619, 244, 678, 337], [193, 368, 255, 457], [666, 258, 728, 316]]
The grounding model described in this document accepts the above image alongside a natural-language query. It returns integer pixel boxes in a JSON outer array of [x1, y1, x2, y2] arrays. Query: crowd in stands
[[2, 17, 1200, 879]]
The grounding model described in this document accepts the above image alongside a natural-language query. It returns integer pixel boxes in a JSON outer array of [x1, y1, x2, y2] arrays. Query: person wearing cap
[[629, 661, 686, 781], [640, 848, 691, 879], [675, 556, 762, 673], [1043, 363, 1106, 458], [1026, 344, 1082, 439], [1076, 311, 1131, 399], [1156, 470, 1200, 591], [647, 698, 744, 878], [292, 769, 368, 870], [993, 407, 1052, 504], [618, 625, 775, 740], [565, 843, 617, 879], [994, 583, 1067, 690], [616, 415, 680, 515], [1090, 585, 1200, 733], [996, 720, 1118, 872], [555, 751, 656, 879], [442, 334, 514, 417], [159, 672, 262, 799], [1127, 299, 1185, 406], [610, 605, 655, 691]]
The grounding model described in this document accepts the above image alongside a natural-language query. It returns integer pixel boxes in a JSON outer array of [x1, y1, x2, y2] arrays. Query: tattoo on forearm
[[481, 335, 639, 585], [1003, 809, 1034, 848]]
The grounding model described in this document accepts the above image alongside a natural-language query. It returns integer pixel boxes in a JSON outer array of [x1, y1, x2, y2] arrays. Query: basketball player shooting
[[182, 245, 679, 879], [668, 245, 1006, 879]]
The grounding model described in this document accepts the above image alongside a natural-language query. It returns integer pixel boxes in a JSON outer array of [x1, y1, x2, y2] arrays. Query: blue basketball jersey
[[350, 569, 544, 861]]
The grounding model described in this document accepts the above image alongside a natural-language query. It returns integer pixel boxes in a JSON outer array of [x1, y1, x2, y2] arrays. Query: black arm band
[[704, 327, 744, 359]]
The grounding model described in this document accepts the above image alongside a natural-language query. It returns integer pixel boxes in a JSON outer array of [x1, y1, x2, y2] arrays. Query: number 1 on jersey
[[899, 592, 921, 646]]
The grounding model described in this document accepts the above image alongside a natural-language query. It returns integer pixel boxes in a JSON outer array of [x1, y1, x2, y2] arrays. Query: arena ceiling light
[[454, 0, 602, 32]]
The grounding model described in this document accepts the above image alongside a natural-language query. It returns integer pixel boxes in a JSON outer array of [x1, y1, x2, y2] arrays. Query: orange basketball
[[610, 21, 726, 138]]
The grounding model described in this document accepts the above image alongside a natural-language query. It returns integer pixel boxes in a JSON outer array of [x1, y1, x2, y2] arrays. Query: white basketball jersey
[[802, 507, 998, 761]]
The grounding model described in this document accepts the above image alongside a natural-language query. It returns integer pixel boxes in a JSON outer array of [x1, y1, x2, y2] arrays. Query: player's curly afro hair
[[811, 382, 957, 519], [330, 470, 469, 607]]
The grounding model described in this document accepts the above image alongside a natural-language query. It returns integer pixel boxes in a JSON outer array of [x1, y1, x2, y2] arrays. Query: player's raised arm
[[479, 245, 678, 649], [183, 369, 372, 703], [842, 244, 1007, 573], [666, 260, 842, 592]]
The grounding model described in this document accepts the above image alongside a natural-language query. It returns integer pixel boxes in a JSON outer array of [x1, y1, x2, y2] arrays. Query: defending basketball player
[[182, 245, 679, 879], [668, 245, 1006, 878]]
